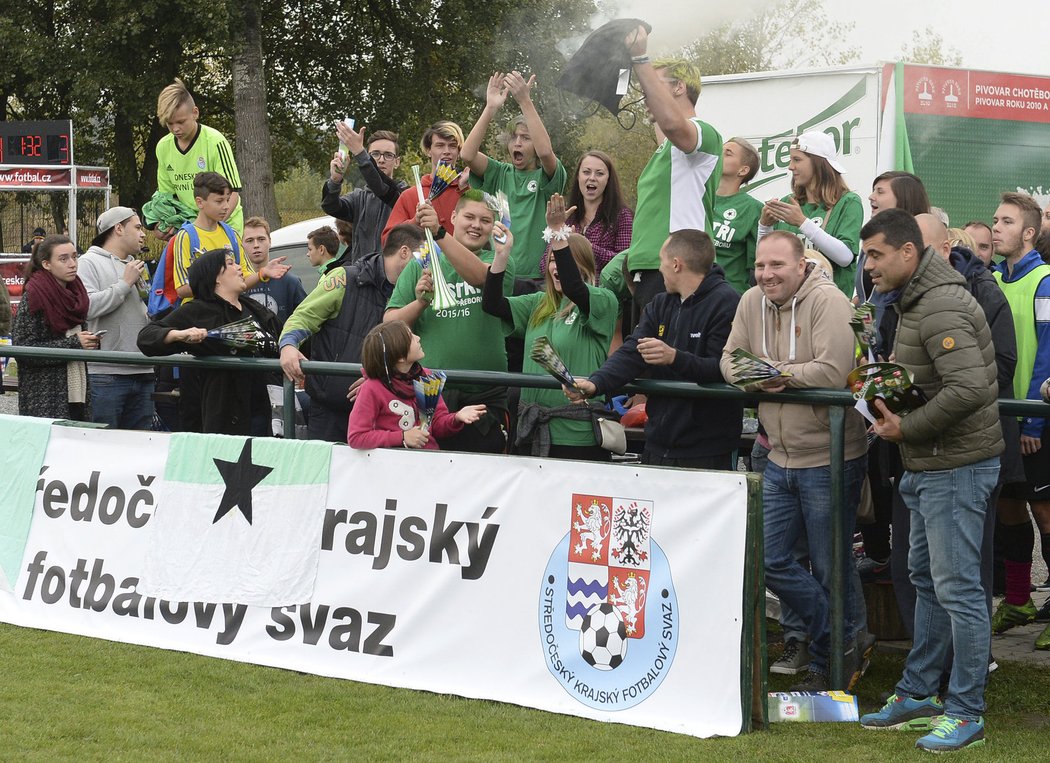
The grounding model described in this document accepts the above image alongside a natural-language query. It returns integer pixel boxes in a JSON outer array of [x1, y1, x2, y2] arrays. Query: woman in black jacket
[[138, 249, 279, 435]]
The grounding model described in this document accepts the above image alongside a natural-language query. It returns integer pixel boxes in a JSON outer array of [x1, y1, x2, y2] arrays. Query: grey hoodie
[[78, 245, 151, 375]]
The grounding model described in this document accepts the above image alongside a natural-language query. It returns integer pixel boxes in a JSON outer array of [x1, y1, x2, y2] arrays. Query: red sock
[[1004, 559, 1032, 606]]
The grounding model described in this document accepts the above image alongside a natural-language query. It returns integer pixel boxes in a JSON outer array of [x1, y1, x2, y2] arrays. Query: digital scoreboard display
[[0, 120, 73, 166]]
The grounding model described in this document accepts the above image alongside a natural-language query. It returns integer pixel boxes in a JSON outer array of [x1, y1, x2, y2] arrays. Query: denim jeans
[[89, 374, 155, 431], [896, 457, 999, 721], [763, 455, 866, 676]]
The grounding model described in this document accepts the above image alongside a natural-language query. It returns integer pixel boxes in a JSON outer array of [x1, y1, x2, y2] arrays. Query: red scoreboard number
[[0, 120, 73, 166]]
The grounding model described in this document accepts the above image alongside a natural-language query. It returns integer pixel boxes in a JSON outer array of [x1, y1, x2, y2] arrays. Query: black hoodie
[[589, 264, 742, 458]]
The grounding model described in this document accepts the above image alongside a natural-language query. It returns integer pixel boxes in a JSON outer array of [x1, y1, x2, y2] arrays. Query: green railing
[[4, 344, 1049, 691]]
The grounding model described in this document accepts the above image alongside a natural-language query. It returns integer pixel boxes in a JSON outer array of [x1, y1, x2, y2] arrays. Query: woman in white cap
[[758, 131, 863, 297]]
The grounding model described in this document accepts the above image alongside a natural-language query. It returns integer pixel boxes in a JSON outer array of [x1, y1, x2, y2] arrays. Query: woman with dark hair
[[868, 171, 931, 217], [138, 249, 279, 435], [539, 150, 633, 277], [484, 194, 618, 460], [857, 171, 932, 303], [760, 131, 863, 296], [12, 234, 100, 419]]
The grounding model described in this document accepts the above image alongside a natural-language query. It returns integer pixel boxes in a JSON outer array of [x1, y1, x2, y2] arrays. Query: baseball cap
[[96, 206, 137, 235], [791, 131, 845, 174]]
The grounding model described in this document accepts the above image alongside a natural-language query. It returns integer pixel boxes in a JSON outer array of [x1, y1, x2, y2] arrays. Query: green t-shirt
[[713, 190, 763, 294], [773, 191, 863, 297], [470, 158, 567, 279], [156, 124, 244, 233], [506, 286, 617, 446], [626, 118, 723, 271], [387, 249, 514, 391]]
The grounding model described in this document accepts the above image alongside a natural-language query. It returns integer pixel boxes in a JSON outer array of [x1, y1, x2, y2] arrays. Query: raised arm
[[460, 73, 510, 179], [506, 71, 558, 178], [625, 26, 699, 154]]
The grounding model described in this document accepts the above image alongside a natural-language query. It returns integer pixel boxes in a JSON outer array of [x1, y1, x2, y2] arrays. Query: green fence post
[[828, 405, 846, 690]]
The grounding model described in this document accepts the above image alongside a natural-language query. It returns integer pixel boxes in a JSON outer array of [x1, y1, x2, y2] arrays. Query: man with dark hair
[[573, 229, 740, 467], [620, 26, 722, 324], [139, 250, 280, 435], [989, 191, 1050, 649], [79, 206, 154, 430], [322, 126, 408, 262], [384, 190, 515, 453], [382, 121, 466, 242], [714, 137, 762, 294], [721, 229, 868, 693], [21, 227, 46, 254], [280, 223, 426, 442], [242, 216, 306, 327], [859, 208, 1002, 753]]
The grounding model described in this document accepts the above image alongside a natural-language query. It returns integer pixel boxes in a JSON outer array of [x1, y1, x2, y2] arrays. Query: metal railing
[[4, 344, 1049, 689]]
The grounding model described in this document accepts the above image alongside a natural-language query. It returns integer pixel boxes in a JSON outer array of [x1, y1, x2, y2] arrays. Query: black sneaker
[[789, 669, 829, 693], [1036, 598, 1050, 623]]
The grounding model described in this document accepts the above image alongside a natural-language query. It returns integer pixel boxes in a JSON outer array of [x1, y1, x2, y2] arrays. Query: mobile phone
[[93, 329, 109, 337]]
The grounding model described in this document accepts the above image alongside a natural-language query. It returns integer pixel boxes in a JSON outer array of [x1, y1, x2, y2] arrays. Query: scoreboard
[[0, 120, 73, 166]]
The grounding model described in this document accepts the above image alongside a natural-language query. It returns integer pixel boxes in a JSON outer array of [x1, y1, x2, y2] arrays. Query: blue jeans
[[89, 374, 155, 431], [763, 455, 866, 675], [896, 457, 999, 721]]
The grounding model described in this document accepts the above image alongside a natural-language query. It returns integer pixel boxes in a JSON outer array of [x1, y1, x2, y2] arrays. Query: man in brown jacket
[[721, 231, 868, 692]]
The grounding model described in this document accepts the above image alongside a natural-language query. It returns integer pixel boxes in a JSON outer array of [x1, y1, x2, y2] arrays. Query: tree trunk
[[232, 0, 281, 229]]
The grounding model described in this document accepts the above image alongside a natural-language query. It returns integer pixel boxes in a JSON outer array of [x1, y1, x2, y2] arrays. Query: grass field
[[2, 623, 1048, 761]]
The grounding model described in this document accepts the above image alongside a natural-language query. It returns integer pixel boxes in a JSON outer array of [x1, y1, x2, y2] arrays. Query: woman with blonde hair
[[482, 194, 618, 460], [760, 131, 863, 296]]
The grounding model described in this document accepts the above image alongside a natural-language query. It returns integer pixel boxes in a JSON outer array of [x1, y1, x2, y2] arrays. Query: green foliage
[[899, 26, 964, 67], [684, 0, 861, 76]]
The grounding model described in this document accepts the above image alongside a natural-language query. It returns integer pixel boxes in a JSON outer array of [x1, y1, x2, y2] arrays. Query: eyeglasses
[[369, 151, 398, 162]]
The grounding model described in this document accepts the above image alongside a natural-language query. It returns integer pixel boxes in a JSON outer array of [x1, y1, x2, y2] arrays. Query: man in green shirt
[[385, 190, 515, 453], [462, 70, 566, 280], [622, 25, 723, 325]]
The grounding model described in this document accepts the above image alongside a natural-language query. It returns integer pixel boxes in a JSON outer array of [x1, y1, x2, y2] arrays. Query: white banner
[[0, 422, 752, 738]]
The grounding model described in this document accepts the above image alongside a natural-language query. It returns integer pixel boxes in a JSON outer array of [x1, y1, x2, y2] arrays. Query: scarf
[[24, 270, 89, 335], [384, 362, 424, 399]]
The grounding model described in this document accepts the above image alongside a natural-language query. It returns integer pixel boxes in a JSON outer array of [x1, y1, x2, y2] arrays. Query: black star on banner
[[212, 440, 274, 525]]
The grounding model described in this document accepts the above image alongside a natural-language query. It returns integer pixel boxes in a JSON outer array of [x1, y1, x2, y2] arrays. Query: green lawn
[[2, 623, 1048, 761]]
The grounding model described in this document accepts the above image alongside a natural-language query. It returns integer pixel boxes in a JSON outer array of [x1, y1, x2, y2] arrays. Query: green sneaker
[[915, 716, 986, 752], [991, 598, 1037, 634], [1036, 622, 1050, 651]]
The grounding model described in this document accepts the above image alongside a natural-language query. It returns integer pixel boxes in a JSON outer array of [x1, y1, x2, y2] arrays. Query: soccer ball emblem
[[580, 603, 628, 670], [1041, 376, 1050, 404]]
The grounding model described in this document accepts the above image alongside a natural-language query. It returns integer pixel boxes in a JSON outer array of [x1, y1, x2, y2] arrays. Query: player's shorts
[[1000, 431, 1050, 502]]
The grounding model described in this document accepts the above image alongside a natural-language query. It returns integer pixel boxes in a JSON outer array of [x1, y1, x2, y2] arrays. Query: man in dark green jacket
[[858, 209, 1002, 753]]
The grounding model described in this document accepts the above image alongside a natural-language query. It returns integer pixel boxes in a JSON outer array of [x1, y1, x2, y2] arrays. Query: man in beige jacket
[[721, 230, 868, 692]]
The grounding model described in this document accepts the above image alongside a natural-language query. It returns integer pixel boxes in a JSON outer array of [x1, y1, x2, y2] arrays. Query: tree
[[684, 0, 860, 76], [899, 26, 963, 67], [232, 0, 281, 228]]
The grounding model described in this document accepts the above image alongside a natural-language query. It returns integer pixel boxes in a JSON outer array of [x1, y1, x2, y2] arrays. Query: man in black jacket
[[321, 126, 408, 263], [278, 223, 425, 442], [572, 229, 741, 468]]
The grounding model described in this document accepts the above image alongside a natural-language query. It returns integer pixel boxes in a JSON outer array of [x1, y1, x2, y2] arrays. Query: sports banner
[[885, 63, 1050, 225], [0, 418, 753, 738]]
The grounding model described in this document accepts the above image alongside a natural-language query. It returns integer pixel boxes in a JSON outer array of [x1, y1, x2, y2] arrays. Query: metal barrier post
[[828, 405, 846, 689], [283, 377, 297, 440]]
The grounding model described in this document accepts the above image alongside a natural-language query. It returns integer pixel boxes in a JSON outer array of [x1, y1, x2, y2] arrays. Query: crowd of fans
[[7, 24, 1050, 754]]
